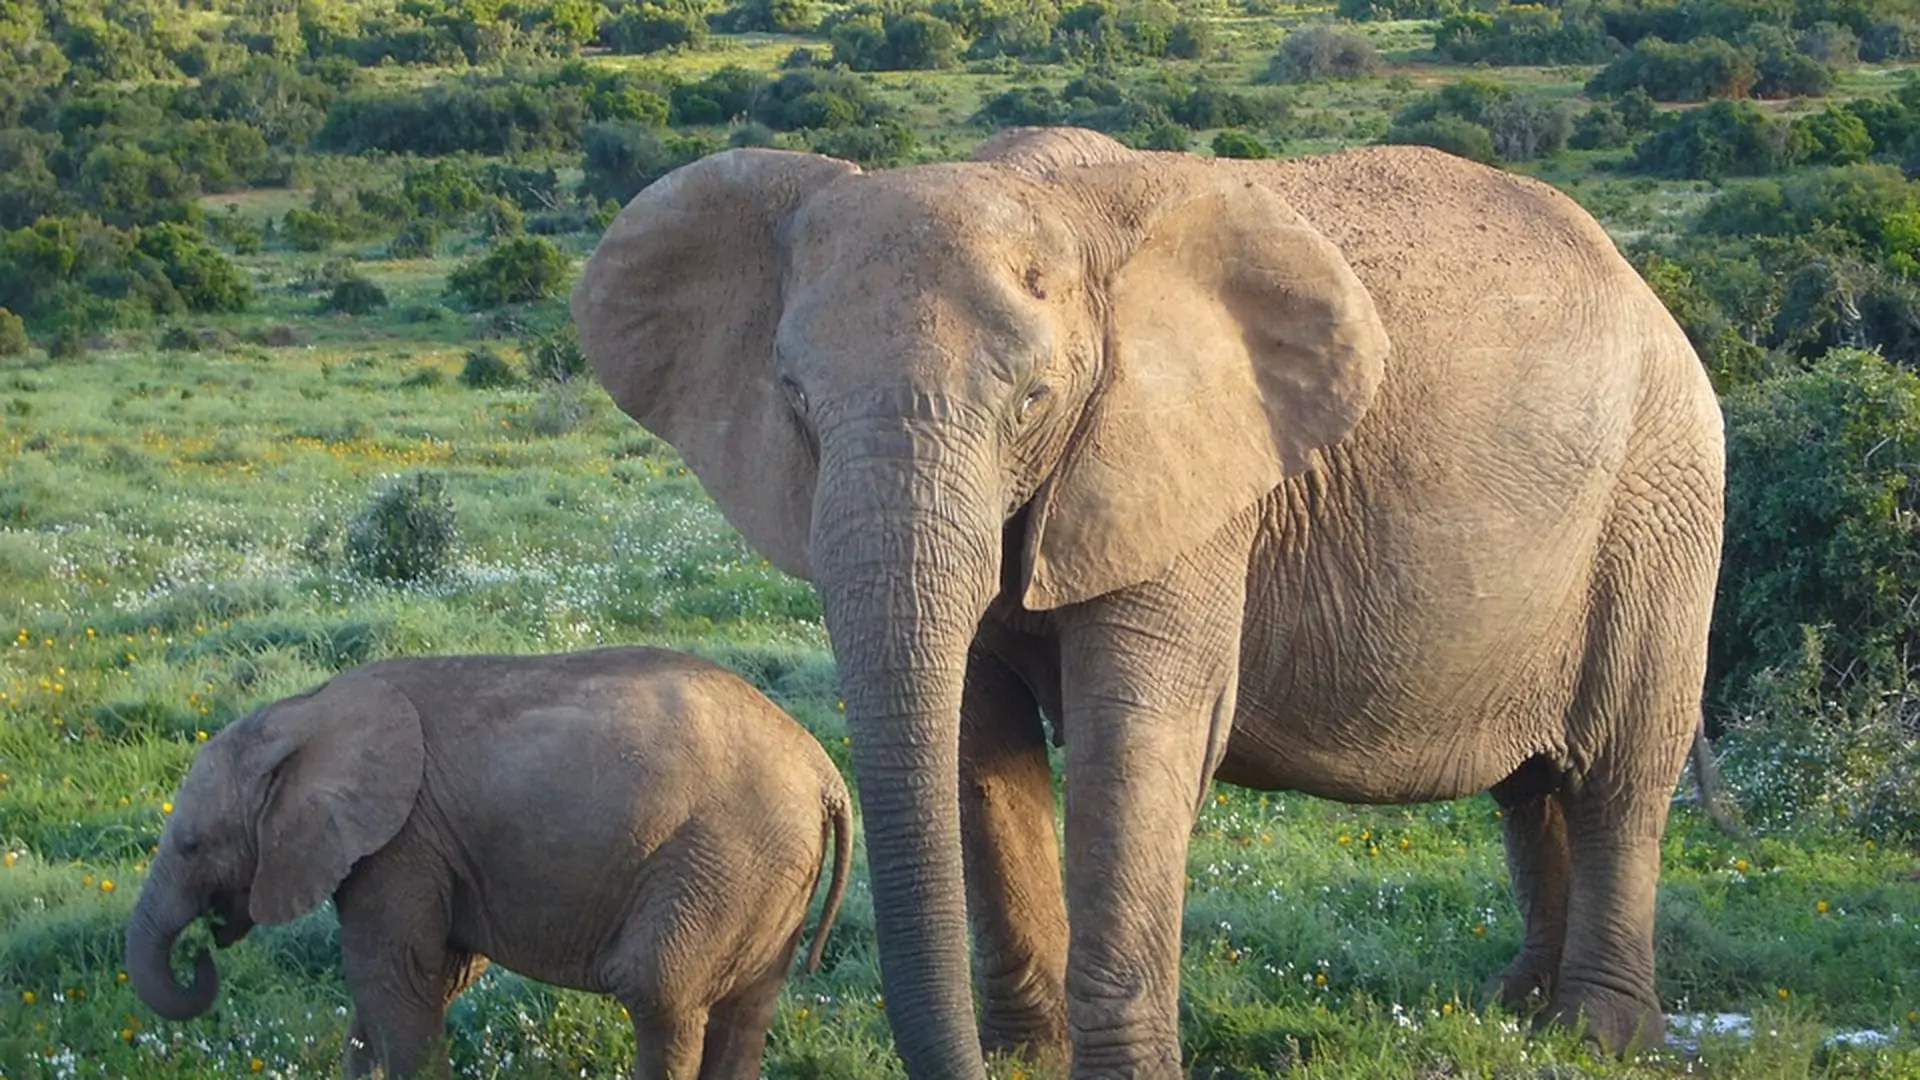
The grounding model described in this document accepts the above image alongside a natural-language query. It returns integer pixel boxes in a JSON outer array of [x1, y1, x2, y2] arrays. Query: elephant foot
[[981, 1003, 1069, 1075], [1480, 950, 1559, 1015], [1537, 980, 1665, 1056]]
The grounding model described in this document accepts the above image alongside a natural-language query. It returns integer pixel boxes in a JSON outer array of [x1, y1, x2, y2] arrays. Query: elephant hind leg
[[1543, 536, 1712, 1052], [1484, 767, 1570, 1015]]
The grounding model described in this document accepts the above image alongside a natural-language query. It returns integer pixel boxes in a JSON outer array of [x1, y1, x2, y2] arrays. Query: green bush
[[459, 346, 520, 389], [1382, 116, 1496, 163], [1793, 105, 1874, 166], [134, 223, 252, 313], [444, 236, 571, 309], [387, 219, 440, 259], [1435, 6, 1613, 65], [1264, 26, 1380, 83], [1210, 130, 1272, 159], [809, 120, 920, 166], [0, 308, 27, 356], [1587, 36, 1759, 103], [603, 6, 710, 54], [344, 472, 459, 585], [524, 324, 589, 383], [1628, 99, 1794, 180], [1712, 348, 1920, 843], [579, 122, 718, 205], [322, 276, 389, 315]]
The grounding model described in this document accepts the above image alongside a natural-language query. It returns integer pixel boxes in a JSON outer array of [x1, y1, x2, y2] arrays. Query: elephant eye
[[779, 375, 809, 416], [779, 374, 810, 417], [1017, 382, 1050, 420]]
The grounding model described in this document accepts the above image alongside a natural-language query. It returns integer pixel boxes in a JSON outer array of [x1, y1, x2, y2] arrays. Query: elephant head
[[126, 673, 423, 1021], [572, 129, 1389, 1077]]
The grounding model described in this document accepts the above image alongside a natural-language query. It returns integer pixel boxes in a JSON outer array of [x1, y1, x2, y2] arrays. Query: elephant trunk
[[812, 411, 1000, 1080], [126, 861, 219, 1021]]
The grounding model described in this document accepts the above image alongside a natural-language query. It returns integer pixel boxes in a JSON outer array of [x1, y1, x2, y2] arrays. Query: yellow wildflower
[[1399, 837, 1411, 850], [1442, 1002, 1454, 1015], [117, 972, 128, 983], [162, 801, 173, 815], [250, 1059, 265, 1073], [1816, 900, 1829, 914], [82, 874, 93, 887], [121, 1028, 134, 1042], [100, 879, 114, 893], [1337, 834, 1351, 846], [1215, 794, 1227, 806], [196, 730, 208, 742], [21, 990, 34, 1004], [1314, 972, 1327, 986], [3, 852, 14, 867], [1778, 988, 1791, 1000], [1473, 924, 1487, 937], [1735, 859, 1749, 873]]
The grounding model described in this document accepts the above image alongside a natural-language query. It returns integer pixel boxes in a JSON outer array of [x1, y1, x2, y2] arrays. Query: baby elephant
[[126, 646, 853, 1080]]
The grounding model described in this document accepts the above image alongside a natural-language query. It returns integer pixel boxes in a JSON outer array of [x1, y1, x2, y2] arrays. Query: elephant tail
[[804, 778, 854, 974], [1689, 714, 1748, 841]]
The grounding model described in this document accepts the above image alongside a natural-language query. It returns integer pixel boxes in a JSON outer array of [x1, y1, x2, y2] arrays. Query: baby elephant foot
[[1480, 950, 1558, 1015], [1538, 980, 1665, 1055]]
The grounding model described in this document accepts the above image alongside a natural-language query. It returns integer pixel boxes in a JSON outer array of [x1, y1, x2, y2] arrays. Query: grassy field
[[4, 6, 1920, 1077]]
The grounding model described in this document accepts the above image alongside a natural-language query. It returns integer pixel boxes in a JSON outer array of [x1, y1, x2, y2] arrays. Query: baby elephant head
[[125, 673, 423, 1020]]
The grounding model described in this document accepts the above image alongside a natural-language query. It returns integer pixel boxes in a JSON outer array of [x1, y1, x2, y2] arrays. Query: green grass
[[4, 12, 1920, 1079]]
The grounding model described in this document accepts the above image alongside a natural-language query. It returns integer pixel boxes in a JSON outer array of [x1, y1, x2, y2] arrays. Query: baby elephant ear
[[248, 672, 424, 926]]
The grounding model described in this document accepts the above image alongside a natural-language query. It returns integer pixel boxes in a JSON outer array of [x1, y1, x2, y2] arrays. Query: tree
[[1629, 100, 1794, 180], [1794, 105, 1874, 166], [445, 236, 572, 308], [134, 223, 251, 314]]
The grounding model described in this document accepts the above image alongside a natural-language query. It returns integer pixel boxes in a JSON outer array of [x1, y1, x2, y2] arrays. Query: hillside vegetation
[[1, 0, 1918, 1076]]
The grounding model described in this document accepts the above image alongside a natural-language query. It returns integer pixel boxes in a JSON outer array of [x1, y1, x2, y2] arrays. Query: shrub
[[809, 121, 920, 166], [444, 237, 571, 309], [525, 324, 590, 383], [459, 346, 520, 389], [1484, 95, 1574, 161], [387, 219, 439, 259], [1587, 36, 1758, 103], [1435, 6, 1613, 66], [602, 6, 709, 54], [344, 472, 458, 585], [1210, 130, 1272, 159], [1711, 347, 1920, 842], [0, 308, 27, 356], [134, 223, 252, 313], [1265, 26, 1381, 83], [1792, 105, 1873, 166], [580, 122, 718, 205], [322, 276, 389, 315], [1628, 99, 1794, 179], [884, 12, 961, 70], [1381, 116, 1496, 163], [282, 206, 340, 251]]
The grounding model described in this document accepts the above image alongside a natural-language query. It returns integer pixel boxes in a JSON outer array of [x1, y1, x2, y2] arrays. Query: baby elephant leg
[[696, 927, 806, 1080], [625, 1001, 709, 1080]]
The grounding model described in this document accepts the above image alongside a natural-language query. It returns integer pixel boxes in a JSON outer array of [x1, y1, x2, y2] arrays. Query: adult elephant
[[572, 127, 1725, 1078]]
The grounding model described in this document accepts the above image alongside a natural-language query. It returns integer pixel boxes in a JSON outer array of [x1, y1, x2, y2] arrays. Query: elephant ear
[[248, 673, 424, 925], [1021, 166, 1391, 610], [571, 148, 862, 581]]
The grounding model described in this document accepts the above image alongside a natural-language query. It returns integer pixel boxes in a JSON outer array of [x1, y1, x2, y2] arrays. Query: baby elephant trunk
[[126, 870, 220, 1020]]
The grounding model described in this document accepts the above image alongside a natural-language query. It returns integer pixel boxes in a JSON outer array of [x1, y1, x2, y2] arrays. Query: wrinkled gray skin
[[126, 647, 853, 1080], [571, 128, 1725, 1078]]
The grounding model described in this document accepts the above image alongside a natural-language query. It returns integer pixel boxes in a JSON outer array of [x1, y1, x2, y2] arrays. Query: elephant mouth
[[208, 891, 253, 947]]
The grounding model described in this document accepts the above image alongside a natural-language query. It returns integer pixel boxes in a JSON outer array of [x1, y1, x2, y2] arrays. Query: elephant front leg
[[960, 645, 1069, 1067], [1055, 532, 1251, 1078]]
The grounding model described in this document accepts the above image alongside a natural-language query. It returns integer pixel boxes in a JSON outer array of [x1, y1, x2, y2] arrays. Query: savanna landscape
[[2, 0, 1920, 1076]]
